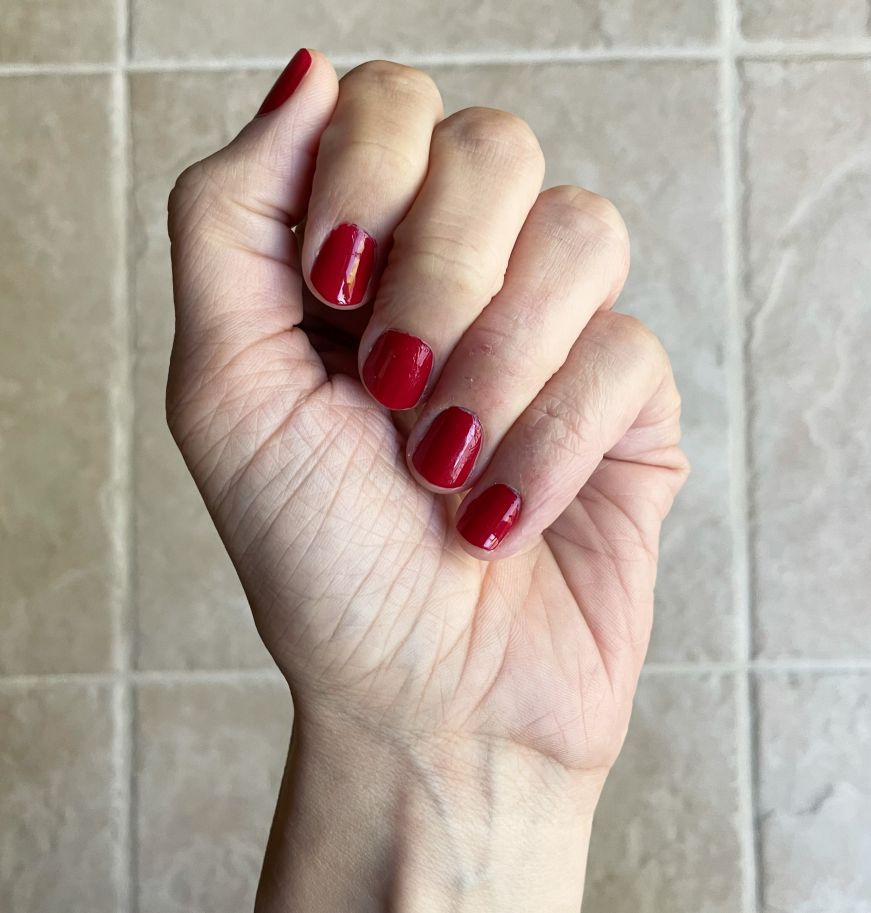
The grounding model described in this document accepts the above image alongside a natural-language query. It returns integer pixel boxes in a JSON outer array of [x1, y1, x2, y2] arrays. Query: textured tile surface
[[756, 672, 871, 912], [0, 76, 117, 673], [584, 673, 741, 912], [130, 0, 717, 61], [739, 0, 870, 39], [1, 0, 116, 63], [130, 72, 273, 669], [435, 61, 732, 661], [135, 680, 291, 913], [743, 61, 871, 658], [0, 684, 119, 912]]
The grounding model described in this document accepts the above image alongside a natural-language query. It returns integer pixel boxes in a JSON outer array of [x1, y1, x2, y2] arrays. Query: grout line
[[644, 659, 871, 673], [131, 667, 286, 684], [110, 0, 135, 909], [124, 46, 720, 70], [718, 2, 760, 912], [737, 37, 871, 58], [4, 659, 871, 688], [0, 62, 116, 75], [0, 669, 286, 687], [746, 658, 871, 671], [1, 40, 871, 80]]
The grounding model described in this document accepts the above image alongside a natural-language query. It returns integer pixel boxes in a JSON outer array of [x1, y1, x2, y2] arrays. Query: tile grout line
[[0, 669, 286, 687], [3, 659, 871, 689], [127, 47, 721, 69], [1, 39, 870, 79], [109, 0, 135, 909], [718, 2, 760, 912]]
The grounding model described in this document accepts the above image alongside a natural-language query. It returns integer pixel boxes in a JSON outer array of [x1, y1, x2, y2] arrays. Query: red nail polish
[[310, 223, 377, 307], [256, 49, 312, 118], [254, 48, 312, 118], [457, 484, 522, 551], [362, 330, 433, 410], [412, 407, 482, 489]]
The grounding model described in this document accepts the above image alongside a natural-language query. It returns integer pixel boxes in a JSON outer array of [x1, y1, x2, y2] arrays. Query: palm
[[184, 291, 664, 773]]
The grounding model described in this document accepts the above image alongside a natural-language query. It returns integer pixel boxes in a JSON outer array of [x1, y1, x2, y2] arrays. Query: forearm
[[254, 706, 605, 913]]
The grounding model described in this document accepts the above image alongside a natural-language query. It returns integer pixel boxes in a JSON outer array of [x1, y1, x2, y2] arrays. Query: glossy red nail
[[255, 49, 312, 118], [412, 407, 482, 489], [362, 330, 433, 410], [457, 484, 522, 551], [311, 223, 377, 307]]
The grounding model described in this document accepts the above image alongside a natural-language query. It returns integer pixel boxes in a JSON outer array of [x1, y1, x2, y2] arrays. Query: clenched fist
[[167, 48, 688, 913]]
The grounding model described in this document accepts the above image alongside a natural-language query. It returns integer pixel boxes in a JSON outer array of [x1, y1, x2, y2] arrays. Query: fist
[[166, 50, 688, 773]]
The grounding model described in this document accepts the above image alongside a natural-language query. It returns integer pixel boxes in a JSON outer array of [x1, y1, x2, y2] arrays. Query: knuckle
[[341, 135, 422, 181], [526, 390, 598, 465], [168, 159, 207, 232], [167, 154, 227, 237], [468, 322, 544, 391], [591, 311, 667, 377], [345, 60, 442, 110], [402, 236, 501, 301], [541, 186, 630, 270], [607, 312, 662, 356], [436, 107, 545, 172]]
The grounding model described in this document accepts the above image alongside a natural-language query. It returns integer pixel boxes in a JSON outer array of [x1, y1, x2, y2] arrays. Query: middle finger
[[358, 105, 546, 410]]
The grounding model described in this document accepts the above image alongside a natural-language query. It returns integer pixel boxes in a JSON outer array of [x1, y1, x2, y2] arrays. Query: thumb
[[166, 49, 338, 470]]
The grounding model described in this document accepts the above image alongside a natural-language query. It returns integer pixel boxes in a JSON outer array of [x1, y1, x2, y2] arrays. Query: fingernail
[[255, 49, 312, 118], [311, 223, 377, 307], [457, 484, 522, 551], [412, 407, 482, 489], [362, 330, 433, 410]]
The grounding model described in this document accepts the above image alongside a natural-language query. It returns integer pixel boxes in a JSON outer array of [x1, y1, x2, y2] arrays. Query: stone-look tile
[[755, 672, 871, 912], [1, 0, 116, 63], [131, 0, 717, 61], [435, 62, 732, 660], [584, 673, 741, 912], [743, 61, 871, 658], [0, 77, 117, 673], [135, 680, 291, 913], [130, 72, 273, 669], [0, 684, 119, 912], [739, 0, 869, 40]]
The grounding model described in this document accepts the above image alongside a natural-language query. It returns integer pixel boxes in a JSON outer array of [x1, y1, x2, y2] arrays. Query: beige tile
[[130, 72, 274, 669], [743, 61, 871, 658], [131, 0, 717, 61], [0, 76, 118, 673], [135, 680, 291, 913], [739, 0, 869, 40], [435, 62, 732, 660], [755, 672, 871, 912], [0, 683, 119, 912], [1, 0, 116, 63], [584, 673, 741, 912]]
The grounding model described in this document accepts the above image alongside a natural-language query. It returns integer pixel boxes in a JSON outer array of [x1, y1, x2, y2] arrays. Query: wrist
[[255, 706, 606, 913]]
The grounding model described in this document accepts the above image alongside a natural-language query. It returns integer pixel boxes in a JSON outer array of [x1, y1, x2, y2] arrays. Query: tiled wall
[[1, 2, 869, 911]]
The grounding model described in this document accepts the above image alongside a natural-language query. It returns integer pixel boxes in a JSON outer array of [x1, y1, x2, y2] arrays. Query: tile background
[[1, 1, 869, 911]]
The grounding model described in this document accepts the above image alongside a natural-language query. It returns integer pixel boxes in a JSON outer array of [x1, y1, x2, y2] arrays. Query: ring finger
[[406, 186, 630, 492]]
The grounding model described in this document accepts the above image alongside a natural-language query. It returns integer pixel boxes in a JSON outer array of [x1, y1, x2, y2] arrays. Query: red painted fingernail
[[362, 330, 433, 410], [311, 223, 377, 307], [412, 407, 482, 489], [457, 484, 522, 551], [255, 49, 312, 118]]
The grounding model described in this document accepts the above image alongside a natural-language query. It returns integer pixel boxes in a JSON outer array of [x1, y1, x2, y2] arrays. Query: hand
[[167, 49, 688, 912]]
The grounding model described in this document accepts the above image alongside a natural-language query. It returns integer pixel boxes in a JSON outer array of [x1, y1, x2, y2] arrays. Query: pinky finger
[[453, 310, 687, 560]]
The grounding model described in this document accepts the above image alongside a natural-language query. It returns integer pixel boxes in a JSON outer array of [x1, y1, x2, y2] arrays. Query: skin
[[167, 50, 689, 912]]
